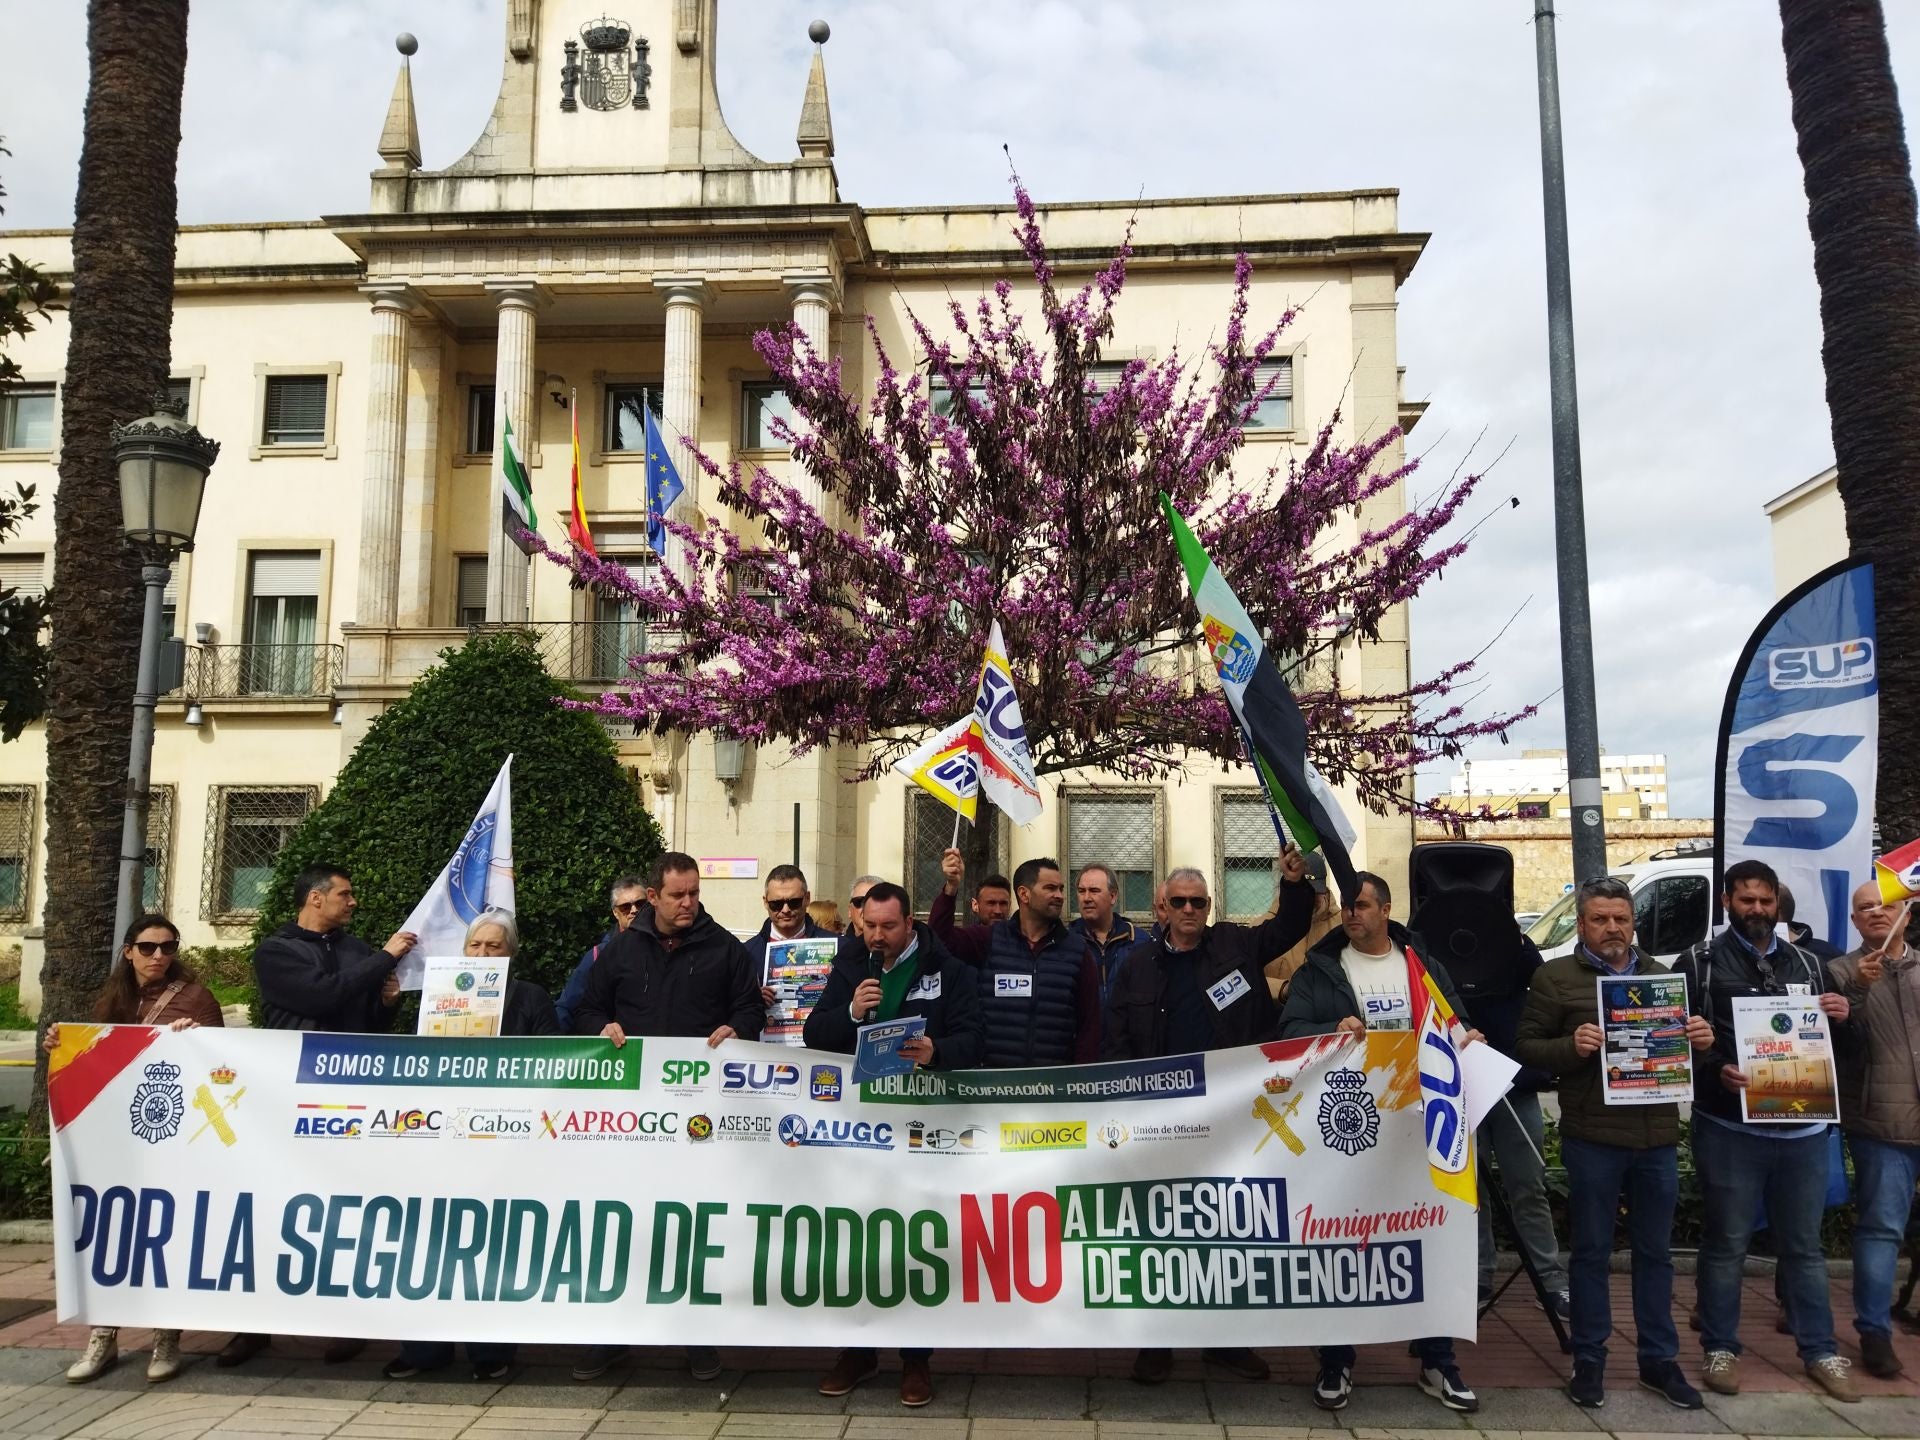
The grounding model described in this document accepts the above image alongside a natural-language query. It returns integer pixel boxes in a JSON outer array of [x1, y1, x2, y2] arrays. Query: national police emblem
[[1316, 1069, 1380, 1157], [129, 1061, 185, 1145]]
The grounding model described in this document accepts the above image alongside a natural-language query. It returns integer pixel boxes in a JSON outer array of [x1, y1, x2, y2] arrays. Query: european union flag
[[644, 408, 684, 556]]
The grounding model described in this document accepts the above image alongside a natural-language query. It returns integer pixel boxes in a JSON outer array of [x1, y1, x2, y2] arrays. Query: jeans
[[397, 1339, 517, 1370], [1476, 1089, 1569, 1295], [1848, 1132, 1920, 1341], [1693, 1118, 1835, 1363], [1318, 1338, 1453, 1371], [1560, 1133, 1678, 1369]]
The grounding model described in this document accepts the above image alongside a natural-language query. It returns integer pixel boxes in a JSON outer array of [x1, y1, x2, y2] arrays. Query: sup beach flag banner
[[644, 408, 684, 557], [894, 714, 980, 822], [1713, 558, 1877, 949], [499, 413, 537, 555], [1161, 496, 1359, 900], [567, 392, 597, 559], [969, 621, 1043, 827], [396, 756, 516, 990], [50, 1027, 1475, 1348]]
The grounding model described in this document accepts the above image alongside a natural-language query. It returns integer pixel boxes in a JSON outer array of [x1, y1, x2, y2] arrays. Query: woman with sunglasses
[[46, 913, 224, 1385]]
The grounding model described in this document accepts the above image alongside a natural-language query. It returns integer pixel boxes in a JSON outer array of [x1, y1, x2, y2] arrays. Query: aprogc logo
[[723, 1061, 799, 1096], [1769, 637, 1875, 690], [540, 1109, 679, 1141]]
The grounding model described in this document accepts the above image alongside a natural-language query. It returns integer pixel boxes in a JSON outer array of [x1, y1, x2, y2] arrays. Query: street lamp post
[[109, 394, 217, 957]]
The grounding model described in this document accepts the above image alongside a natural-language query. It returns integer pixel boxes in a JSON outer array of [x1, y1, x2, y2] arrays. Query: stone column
[[355, 285, 415, 629], [653, 276, 706, 588], [485, 282, 542, 623], [395, 319, 445, 629], [784, 273, 838, 515]]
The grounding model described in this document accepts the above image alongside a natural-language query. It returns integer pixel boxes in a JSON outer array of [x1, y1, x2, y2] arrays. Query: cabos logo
[[450, 1109, 533, 1139]]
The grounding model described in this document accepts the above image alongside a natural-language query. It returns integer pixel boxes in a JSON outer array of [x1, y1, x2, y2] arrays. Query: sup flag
[[644, 408, 684, 557], [1876, 836, 1920, 904], [894, 715, 980, 822], [969, 621, 1043, 827], [499, 413, 537, 555], [1160, 495, 1358, 900], [1714, 558, 1877, 949], [396, 756, 516, 991], [567, 392, 597, 558], [1410, 946, 1476, 1205]]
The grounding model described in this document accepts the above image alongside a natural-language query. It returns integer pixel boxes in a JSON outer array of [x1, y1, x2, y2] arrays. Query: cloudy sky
[[5, 0, 1911, 818]]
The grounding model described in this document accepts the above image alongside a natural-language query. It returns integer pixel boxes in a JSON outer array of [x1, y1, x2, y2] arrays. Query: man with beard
[[1676, 859, 1859, 1404], [1516, 876, 1714, 1411]]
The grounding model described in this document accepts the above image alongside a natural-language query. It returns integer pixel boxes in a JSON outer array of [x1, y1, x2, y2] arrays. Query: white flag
[[970, 621, 1043, 827], [396, 756, 516, 990]]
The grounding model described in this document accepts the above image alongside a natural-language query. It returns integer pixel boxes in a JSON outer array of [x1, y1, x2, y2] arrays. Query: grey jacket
[[1832, 943, 1920, 1144]]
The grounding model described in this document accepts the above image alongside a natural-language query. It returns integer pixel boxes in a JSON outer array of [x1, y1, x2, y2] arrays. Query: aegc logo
[[722, 1061, 799, 1097], [1769, 638, 1875, 690]]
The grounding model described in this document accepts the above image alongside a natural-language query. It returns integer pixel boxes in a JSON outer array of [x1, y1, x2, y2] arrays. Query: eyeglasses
[[612, 900, 641, 916], [1166, 895, 1210, 910], [766, 897, 807, 913], [131, 940, 180, 957], [850, 893, 871, 908]]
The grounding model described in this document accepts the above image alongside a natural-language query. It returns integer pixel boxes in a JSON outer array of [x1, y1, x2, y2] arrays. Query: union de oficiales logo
[[1316, 1070, 1380, 1157], [129, 1061, 184, 1144]]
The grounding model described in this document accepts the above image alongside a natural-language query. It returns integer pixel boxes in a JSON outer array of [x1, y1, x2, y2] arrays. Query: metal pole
[[112, 555, 169, 954], [1533, 0, 1607, 882]]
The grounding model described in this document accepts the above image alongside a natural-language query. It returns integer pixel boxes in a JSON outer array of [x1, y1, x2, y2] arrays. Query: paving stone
[[714, 1417, 847, 1438], [969, 1424, 1098, 1440], [1218, 1428, 1354, 1439], [1468, 1386, 1605, 1431], [0, 1379, 141, 1439], [1088, 1378, 1211, 1424], [587, 1413, 724, 1438], [148, 1358, 301, 1396], [498, 1365, 621, 1409], [333, 1400, 483, 1439], [1198, 1382, 1301, 1427], [460, 1405, 604, 1438], [844, 1419, 968, 1439], [1093, 1425, 1224, 1438], [1566, 1383, 1732, 1433], [209, 1396, 364, 1438], [1703, 1389, 1867, 1435], [0, 1342, 73, 1384], [259, 1359, 397, 1402], [717, 1371, 848, 1415], [369, 1373, 504, 1408], [1831, 1394, 1920, 1437], [604, 1370, 733, 1413], [966, 1374, 1089, 1419], [68, 1391, 249, 1439], [842, 1371, 970, 1418]]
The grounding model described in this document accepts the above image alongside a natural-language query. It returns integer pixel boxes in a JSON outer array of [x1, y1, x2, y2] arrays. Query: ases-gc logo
[[1316, 1070, 1379, 1157], [129, 1062, 184, 1144]]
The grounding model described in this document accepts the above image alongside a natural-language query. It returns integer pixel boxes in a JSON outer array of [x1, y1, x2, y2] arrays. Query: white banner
[[49, 1026, 1474, 1348]]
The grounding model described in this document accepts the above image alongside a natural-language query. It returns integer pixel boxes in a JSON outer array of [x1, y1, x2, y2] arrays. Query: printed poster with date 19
[[48, 1025, 1475, 1348]]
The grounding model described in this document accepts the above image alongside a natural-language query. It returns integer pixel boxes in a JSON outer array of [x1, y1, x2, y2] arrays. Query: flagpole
[[951, 806, 964, 851]]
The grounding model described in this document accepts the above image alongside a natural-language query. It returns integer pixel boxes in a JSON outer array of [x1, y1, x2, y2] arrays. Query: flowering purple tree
[[538, 181, 1526, 825]]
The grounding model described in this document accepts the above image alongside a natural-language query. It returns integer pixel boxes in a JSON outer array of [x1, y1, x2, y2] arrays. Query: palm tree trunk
[[30, 0, 190, 1123], [1780, 0, 1920, 840]]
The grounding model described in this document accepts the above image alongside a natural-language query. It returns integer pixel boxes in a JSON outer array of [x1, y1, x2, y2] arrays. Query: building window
[[929, 378, 989, 419], [1063, 789, 1160, 919], [456, 555, 488, 628], [243, 550, 321, 694], [0, 384, 55, 452], [605, 384, 662, 451], [1245, 357, 1293, 432], [0, 553, 47, 605], [204, 786, 316, 923], [467, 385, 496, 455], [142, 785, 174, 914], [0, 785, 34, 922], [740, 381, 792, 451], [1516, 800, 1548, 820], [1085, 361, 1129, 394], [905, 789, 1001, 920], [261, 375, 330, 447], [163, 376, 194, 415], [730, 555, 784, 615], [1218, 791, 1285, 923], [584, 555, 655, 680]]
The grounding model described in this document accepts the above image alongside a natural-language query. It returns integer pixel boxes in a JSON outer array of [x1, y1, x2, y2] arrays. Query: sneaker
[[472, 1359, 510, 1382], [382, 1356, 424, 1381], [1539, 1288, 1572, 1325], [1702, 1349, 1739, 1396], [817, 1349, 879, 1397], [146, 1331, 184, 1385], [1566, 1357, 1604, 1408], [1862, 1330, 1904, 1379], [900, 1357, 933, 1408], [1806, 1354, 1859, 1403], [570, 1345, 629, 1382], [1129, 1348, 1172, 1385], [1312, 1362, 1351, 1410], [66, 1328, 118, 1384], [687, 1346, 722, 1381], [1638, 1359, 1703, 1410], [1201, 1346, 1270, 1381], [1419, 1363, 1479, 1413]]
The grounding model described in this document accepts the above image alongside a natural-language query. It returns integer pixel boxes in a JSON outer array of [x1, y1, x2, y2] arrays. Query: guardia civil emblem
[[560, 16, 653, 113], [129, 1061, 185, 1145], [1316, 1069, 1380, 1157]]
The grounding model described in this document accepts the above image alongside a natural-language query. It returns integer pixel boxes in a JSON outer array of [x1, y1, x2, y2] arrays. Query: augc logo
[[1769, 637, 1875, 690]]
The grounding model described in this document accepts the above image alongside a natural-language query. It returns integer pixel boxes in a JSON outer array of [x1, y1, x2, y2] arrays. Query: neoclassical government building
[[0, 0, 1426, 954]]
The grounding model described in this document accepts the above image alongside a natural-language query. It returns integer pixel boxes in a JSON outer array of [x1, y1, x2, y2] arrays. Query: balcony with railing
[[186, 643, 345, 701], [468, 621, 648, 685]]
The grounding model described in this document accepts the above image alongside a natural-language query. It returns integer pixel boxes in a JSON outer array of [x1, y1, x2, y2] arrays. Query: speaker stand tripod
[[1477, 1150, 1572, 1355]]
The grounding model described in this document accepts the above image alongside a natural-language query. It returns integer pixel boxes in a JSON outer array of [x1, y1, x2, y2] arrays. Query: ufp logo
[[1769, 637, 1875, 690]]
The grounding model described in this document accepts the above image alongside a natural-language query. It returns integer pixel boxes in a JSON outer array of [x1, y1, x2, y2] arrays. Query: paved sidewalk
[[6, 1242, 1920, 1438]]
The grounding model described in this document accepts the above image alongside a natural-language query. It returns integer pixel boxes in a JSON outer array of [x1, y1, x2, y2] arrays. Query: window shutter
[[0, 554, 46, 600], [264, 376, 328, 437], [161, 563, 179, 609], [1255, 358, 1293, 397], [248, 550, 321, 598], [1223, 795, 1283, 859], [457, 556, 488, 614], [1069, 796, 1154, 871]]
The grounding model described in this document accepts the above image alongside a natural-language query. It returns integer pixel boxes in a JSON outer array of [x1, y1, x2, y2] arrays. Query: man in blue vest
[[931, 852, 1100, 1066]]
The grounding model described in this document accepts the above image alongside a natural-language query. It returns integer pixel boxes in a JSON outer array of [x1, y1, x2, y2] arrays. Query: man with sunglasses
[[554, 874, 648, 1034], [1102, 855, 1313, 1386], [748, 865, 834, 1006]]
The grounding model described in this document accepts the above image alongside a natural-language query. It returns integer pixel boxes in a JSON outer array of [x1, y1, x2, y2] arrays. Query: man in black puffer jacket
[[252, 863, 415, 1034]]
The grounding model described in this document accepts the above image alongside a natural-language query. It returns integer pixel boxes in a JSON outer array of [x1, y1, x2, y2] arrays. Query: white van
[[1524, 851, 1714, 965]]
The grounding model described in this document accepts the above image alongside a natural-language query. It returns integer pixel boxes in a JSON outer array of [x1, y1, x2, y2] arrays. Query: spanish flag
[[1410, 946, 1476, 1206], [566, 391, 596, 558]]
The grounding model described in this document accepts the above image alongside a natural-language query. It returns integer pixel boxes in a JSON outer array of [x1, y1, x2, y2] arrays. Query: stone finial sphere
[[396, 33, 419, 56], [808, 20, 830, 44]]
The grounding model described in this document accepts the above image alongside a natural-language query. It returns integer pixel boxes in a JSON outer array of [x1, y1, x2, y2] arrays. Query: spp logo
[[723, 1061, 799, 1097], [778, 1114, 894, 1150], [661, 1059, 711, 1091], [809, 1064, 843, 1102], [1769, 637, 1875, 690], [293, 1105, 364, 1139]]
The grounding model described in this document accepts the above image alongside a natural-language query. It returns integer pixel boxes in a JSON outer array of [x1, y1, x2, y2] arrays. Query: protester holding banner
[[553, 874, 646, 1033], [1103, 858, 1310, 1387], [804, 881, 984, 1407], [1675, 859, 1859, 1403], [1281, 870, 1483, 1413], [1831, 882, 1920, 1379], [570, 850, 763, 1383], [51, 913, 222, 1386], [1515, 876, 1713, 1411]]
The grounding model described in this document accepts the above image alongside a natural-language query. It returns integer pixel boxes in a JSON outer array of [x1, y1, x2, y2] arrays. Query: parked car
[[1514, 911, 1544, 930], [1524, 852, 1713, 964]]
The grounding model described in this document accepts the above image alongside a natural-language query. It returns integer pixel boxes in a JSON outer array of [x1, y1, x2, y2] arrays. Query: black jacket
[[252, 922, 397, 1033], [1100, 882, 1315, 1059], [804, 925, 986, 1069], [503, 978, 560, 1038], [1279, 921, 1471, 1039], [572, 903, 765, 1040]]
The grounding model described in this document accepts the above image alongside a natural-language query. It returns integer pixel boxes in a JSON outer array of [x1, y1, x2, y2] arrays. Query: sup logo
[[1317, 1070, 1379, 1157], [128, 1062, 185, 1145], [723, 1061, 799, 1096], [1769, 637, 1875, 690]]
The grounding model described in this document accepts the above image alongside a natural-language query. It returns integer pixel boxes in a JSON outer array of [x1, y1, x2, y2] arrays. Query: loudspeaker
[[1405, 842, 1530, 1001]]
